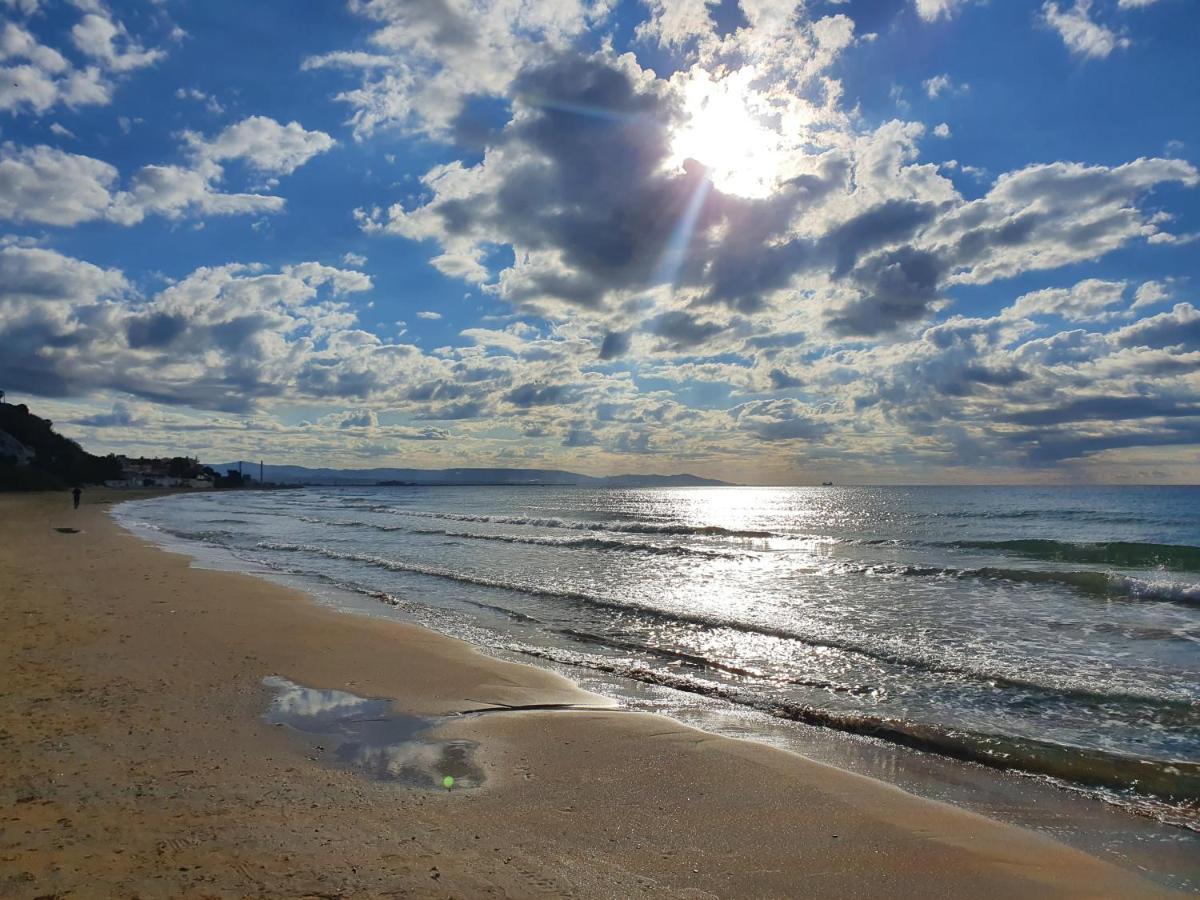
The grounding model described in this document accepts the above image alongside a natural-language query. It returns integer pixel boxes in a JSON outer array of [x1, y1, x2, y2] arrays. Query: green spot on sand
[[443, 775, 455, 790]]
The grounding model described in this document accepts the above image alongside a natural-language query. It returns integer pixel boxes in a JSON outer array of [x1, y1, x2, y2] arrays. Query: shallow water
[[262, 675, 483, 788], [119, 485, 1200, 857]]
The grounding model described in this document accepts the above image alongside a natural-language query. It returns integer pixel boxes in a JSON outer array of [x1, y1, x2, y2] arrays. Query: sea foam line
[[255, 541, 1195, 707]]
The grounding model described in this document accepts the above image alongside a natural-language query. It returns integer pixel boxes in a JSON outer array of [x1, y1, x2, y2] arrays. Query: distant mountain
[[207, 462, 734, 488]]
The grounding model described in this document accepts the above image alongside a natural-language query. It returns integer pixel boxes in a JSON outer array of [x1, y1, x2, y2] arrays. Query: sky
[[1, 0, 1197, 484]]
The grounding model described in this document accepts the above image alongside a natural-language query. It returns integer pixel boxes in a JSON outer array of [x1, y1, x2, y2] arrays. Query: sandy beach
[[0, 491, 1179, 898]]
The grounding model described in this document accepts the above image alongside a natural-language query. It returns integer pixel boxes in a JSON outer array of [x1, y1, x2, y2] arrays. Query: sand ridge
[[0, 491, 1178, 897]]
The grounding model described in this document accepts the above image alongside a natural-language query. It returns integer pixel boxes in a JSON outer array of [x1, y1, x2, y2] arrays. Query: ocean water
[[116, 485, 1200, 834]]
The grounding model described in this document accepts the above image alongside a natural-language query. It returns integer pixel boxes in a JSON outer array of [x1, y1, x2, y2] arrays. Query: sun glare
[[669, 69, 785, 199]]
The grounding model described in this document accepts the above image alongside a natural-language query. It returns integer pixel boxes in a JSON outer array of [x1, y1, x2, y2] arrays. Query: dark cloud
[[731, 398, 829, 442], [1005, 396, 1200, 427], [768, 368, 804, 389], [73, 402, 145, 428], [1018, 421, 1200, 463], [1115, 303, 1200, 350], [828, 247, 944, 336], [505, 382, 571, 406], [126, 312, 187, 348], [599, 329, 631, 360], [648, 310, 723, 349]]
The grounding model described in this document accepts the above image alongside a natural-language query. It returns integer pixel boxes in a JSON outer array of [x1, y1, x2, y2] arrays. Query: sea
[[114, 484, 1200, 884]]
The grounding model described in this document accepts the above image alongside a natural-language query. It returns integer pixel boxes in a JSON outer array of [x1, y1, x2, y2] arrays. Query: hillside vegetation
[[0, 402, 122, 490]]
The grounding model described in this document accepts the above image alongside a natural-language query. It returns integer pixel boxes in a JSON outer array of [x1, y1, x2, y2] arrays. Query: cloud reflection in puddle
[[263, 675, 483, 789]]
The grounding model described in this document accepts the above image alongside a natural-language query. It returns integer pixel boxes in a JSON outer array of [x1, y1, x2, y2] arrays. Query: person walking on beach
[[72, 486, 81, 509]]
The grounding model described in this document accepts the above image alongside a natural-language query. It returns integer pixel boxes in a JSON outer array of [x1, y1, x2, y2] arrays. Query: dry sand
[[0, 491, 1178, 898]]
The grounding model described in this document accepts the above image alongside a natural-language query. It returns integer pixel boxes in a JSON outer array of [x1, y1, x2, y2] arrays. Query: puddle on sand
[[262, 675, 483, 789]]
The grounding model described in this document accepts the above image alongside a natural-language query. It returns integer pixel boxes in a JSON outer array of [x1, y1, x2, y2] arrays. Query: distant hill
[[208, 462, 734, 488], [0, 402, 122, 490]]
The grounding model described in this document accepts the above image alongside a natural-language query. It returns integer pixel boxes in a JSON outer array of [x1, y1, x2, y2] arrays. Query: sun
[[668, 69, 785, 199]]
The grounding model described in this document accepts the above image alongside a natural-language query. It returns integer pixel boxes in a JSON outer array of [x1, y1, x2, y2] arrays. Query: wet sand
[[0, 491, 1179, 897]]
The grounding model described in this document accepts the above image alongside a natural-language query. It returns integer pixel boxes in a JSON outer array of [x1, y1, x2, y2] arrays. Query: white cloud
[[0, 143, 117, 225], [1042, 0, 1129, 59], [71, 13, 165, 72], [913, 0, 968, 22], [923, 73, 968, 98], [185, 116, 336, 176], [341, 251, 368, 267], [108, 161, 285, 225], [1117, 0, 1162, 8], [48, 122, 76, 139], [0, 143, 287, 227], [1130, 279, 1174, 311], [933, 122, 951, 138], [306, 0, 610, 139], [0, 22, 111, 114], [417, 310, 442, 319], [1008, 278, 1127, 321], [0, 8, 165, 115], [175, 87, 224, 114]]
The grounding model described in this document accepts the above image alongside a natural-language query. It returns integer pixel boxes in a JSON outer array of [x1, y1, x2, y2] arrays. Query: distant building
[[105, 455, 213, 489]]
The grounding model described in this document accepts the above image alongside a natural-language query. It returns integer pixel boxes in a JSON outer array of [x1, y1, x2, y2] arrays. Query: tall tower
[[260, 460, 264, 483]]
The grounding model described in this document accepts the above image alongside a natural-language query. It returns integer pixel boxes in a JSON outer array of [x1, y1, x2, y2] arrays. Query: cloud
[[306, 0, 604, 139], [913, 0, 969, 22], [74, 400, 148, 428], [0, 21, 110, 114], [731, 399, 829, 442], [0, 117, 334, 228], [0, 6, 166, 115], [0, 143, 117, 225], [175, 87, 224, 114], [416, 310, 442, 319], [0, 143, 285, 227], [1008, 278, 1128, 322], [366, 42, 1196, 351], [71, 12, 165, 72], [1042, 0, 1129, 59], [0, 247, 393, 410], [185, 116, 336, 176], [1113, 303, 1200, 350], [923, 74, 967, 99]]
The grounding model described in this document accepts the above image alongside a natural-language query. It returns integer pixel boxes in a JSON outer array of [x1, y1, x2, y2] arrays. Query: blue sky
[[1, 0, 1197, 482]]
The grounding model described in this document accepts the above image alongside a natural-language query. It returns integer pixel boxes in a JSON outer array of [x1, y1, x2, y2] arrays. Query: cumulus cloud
[[0, 247, 384, 409], [731, 399, 829, 442], [371, 46, 1195, 345], [2, 0, 1195, 479], [0, 116, 334, 228], [1007, 278, 1128, 322], [305, 0, 606, 139], [1042, 0, 1129, 59], [1, 7, 165, 115], [0, 143, 117, 225], [185, 116, 336, 176], [71, 13, 165, 72]]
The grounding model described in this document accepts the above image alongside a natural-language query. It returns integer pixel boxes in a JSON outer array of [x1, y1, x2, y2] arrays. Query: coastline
[[0, 491, 1181, 897]]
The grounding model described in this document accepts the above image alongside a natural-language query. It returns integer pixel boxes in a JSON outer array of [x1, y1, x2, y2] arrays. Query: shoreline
[[0, 490, 1184, 897], [115, 489, 1200, 882]]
